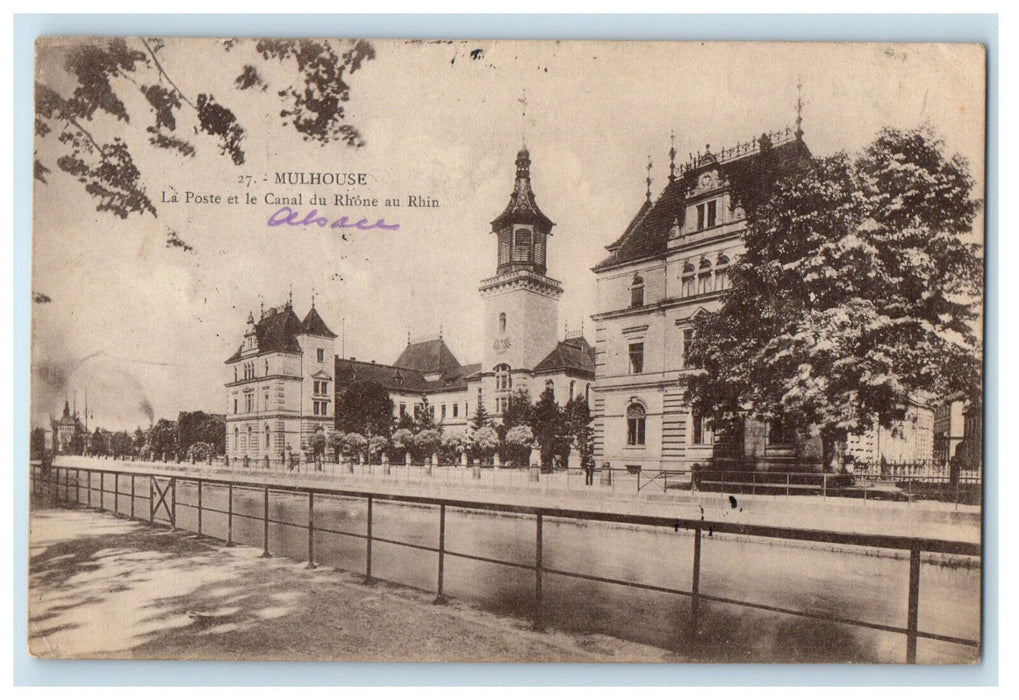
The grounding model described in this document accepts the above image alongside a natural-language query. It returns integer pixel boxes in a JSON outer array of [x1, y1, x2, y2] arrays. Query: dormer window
[[695, 200, 717, 230], [630, 274, 644, 308]]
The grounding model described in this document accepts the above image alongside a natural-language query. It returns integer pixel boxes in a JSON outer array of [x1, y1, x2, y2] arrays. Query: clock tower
[[480, 147, 563, 374]]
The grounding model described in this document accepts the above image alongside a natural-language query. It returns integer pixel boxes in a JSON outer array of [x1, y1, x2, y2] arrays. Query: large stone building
[[333, 147, 595, 433], [50, 399, 85, 454], [224, 300, 337, 462], [226, 147, 594, 459], [844, 398, 935, 466], [590, 128, 819, 472]]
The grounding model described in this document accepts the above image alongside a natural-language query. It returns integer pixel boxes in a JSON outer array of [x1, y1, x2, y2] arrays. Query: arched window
[[627, 403, 646, 446], [698, 258, 713, 294], [234, 427, 239, 450], [569, 380, 576, 401], [585, 384, 591, 404], [630, 274, 645, 308], [265, 359, 269, 375], [494, 364, 512, 391], [681, 263, 696, 297], [545, 379, 555, 398], [246, 425, 252, 451], [499, 312, 507, 334], [265, 424, 270, 452], [715, 255, 730, 291]]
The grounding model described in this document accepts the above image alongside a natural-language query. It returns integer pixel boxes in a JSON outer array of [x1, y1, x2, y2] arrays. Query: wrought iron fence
[[32, 462, 980, 663]]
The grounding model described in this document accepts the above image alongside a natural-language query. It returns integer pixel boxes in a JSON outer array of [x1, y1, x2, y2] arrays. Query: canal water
[[88, 477, 979, 663]]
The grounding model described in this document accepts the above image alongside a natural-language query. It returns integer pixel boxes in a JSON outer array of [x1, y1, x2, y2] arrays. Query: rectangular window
[[234, 398, 238, 414], [453, 404, 459, 418], [696, 203, 705, 230], [313, 402, 319, 416], [706, 200, 717, 228], [682, 329, 697, 368], [627, 416, 645, 446], [692, 413, 714, 445], [317, 348, 324, 362], [264, 393, 269, 411], [628, 342, 644, 374], [441, 404, 447, 420], [399, 403, 406, 417], [430, 405, 435, 419]]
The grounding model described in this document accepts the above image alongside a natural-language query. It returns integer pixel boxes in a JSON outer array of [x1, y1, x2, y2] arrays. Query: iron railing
[[31, 462, 981, 663]]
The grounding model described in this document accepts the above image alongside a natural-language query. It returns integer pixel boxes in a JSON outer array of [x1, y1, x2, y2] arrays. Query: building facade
[[334, 147, 595, 434], [844, 399, 935, 465], [224, 301, 336, 462], [590, 129, 819, 472], [933, 394, 967, 466]]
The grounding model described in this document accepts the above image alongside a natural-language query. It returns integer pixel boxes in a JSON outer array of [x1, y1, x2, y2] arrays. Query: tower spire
[[668, 131, 677, 182], [311, 286, 316, 309], [288, 285, 293, 308]]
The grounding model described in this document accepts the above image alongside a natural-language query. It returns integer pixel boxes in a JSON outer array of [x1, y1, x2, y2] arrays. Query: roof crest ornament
[[645, 155, 653, 202], [668, 131, 677, 183]]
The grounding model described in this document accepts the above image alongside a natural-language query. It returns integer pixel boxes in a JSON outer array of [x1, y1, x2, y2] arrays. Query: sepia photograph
[[27, 36, 986, 665]]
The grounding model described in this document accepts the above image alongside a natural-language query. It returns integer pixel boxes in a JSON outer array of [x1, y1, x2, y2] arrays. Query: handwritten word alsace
[[267, 207, 400, 231]]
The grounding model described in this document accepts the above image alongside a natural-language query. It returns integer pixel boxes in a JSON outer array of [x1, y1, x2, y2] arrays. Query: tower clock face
[[492, 338, 512, 353]]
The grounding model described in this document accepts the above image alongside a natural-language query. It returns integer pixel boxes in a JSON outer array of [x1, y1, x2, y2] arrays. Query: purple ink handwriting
[[267, 207, 400, 231]]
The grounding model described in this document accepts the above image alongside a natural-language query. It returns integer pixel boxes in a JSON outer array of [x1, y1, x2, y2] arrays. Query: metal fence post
[[197, 479, 203, 537], [534, 512, 544, 631], [261, 486, 271, 557], [306, 491, 316, 569], [75, 468, 80, 503], [170, 476, 177, 530], [114, 472, 119, 515], [691, 522, 703, 639], [130, 474, 135, 520], [906, 542, 922, 663], [148, 476, 154, 523], [435, 504, 447, 604], [64, 467, 70, 503], [98, 472, 104, 512], [364, 496, 374, 583], [226, 483, 234, 546]]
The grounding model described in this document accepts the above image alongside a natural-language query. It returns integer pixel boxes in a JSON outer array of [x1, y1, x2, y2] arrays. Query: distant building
[[50, 400, 85, 454], [224, 300, 337, 461], [956, 398, 983, 473], [934, 394, 967, 466], [845, 399, 935, 465]]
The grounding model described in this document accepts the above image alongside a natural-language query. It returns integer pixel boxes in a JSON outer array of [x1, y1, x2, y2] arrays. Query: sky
[[30, 39, 986, 430]]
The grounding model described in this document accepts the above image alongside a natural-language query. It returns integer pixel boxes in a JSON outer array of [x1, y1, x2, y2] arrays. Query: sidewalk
[[28, 503, 672, 662], [51, 456, 982, 544]]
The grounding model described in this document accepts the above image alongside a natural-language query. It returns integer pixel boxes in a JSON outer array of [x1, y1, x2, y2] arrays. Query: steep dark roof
[[335, 356, 477, 395], [491, 147, 554, 232], [594, 137, 812, 271], [393, 338, 462, 376], [533, 336, 596, 377], [225, 305, 304, 362], [300, 305, 337, 338]]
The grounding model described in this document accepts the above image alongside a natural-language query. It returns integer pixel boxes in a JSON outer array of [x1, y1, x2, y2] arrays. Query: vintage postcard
[[29, 38, 986, 663]]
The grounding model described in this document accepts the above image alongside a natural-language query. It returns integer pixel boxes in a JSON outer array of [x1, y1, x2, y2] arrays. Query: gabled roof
[[594, 137, 812, 272], [393, 338, 462, 376], [532, 336, 596, 377], [300, 305, 337, 338], [225, 304, 304, 363]]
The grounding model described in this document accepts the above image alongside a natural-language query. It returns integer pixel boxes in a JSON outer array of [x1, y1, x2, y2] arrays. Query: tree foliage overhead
[[684, 126, 983, 462], [336, 381, 394, 439], [35, 37, 376, 225]]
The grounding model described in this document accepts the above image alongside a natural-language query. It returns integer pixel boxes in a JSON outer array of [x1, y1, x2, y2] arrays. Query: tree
[[326, 429, 345, 461], [336, 381, 394, 440], [684, 126, 982, 470], [390, 428, 414, 460], [504, 425, 535, 467], [341, 432, 367, 459], [30, 428, 48, 459], [132, 427, 147, 455], [34, 38, 376, 238], [470, 401, 492, 431], [91, 428, 108, 455], [110, 430, 134, 457], [147, 418, 178, 458], [413, 395, 436, 432], [471, 427, 500, 463], [177, 410, 224, 456], [412, 429, 442, 463], [368, 435, 389, 464], [564, 396, 595, 469], [530, 386, 566, 470]]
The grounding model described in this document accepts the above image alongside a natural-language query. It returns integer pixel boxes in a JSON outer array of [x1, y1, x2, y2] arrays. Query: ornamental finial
[[645, 155, 653, 201], [669, 131, 677, 182], [795, 76, 805, 139]]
